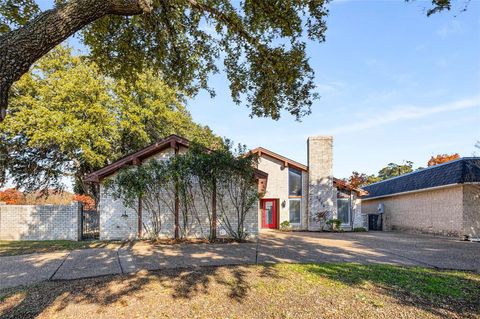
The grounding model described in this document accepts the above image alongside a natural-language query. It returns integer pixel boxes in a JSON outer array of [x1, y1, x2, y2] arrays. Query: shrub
[[326, 219, 342, 231], [353, 227, 367, 232], [280, 221, 291, 231]]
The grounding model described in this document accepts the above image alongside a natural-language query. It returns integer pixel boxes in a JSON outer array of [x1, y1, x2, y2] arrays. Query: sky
[[34, 0, 480, 181]]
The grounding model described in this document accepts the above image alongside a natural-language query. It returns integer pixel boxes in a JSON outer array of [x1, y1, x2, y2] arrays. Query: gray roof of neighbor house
[[363, 157, 480, 199]]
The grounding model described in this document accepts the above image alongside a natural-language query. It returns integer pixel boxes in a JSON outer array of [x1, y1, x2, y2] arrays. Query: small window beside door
[[337, 191, 351, 226], [289, 199, 301, 224]]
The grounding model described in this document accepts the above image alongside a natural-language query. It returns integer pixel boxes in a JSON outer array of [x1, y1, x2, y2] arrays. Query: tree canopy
[[0, 0, 462, 121], [427, 153, 460, 166], [0, 45, 220, 196]]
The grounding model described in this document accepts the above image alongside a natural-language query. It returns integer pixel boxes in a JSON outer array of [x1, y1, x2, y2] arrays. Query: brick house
[[251, 136, 367, 231], [362, 158, 480, 239], [84, 134, 366, 240], [84, 135, 268, 240]]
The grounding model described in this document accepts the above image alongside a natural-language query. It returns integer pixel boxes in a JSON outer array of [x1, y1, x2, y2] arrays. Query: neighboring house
[[84, 135, 267, 240], [251, 136, 367, 231], [362, 158, 480, 239]]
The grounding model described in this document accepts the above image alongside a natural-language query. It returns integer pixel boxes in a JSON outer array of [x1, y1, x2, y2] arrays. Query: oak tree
[[0, 45, 220, 197], [0, 0, 459, 121]]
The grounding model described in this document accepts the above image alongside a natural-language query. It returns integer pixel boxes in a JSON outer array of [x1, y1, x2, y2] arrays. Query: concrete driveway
[[1, 231, 479, 289]]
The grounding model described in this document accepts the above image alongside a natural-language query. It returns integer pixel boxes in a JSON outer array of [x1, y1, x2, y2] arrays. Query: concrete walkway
[[1, 231, 479, 289]]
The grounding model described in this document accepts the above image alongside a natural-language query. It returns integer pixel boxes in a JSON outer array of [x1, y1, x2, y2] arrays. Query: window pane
[[289, 168, 302, 196], [265, 202, 273, 224], [337, 198, 350, 224], [289, 199, 301, 224]]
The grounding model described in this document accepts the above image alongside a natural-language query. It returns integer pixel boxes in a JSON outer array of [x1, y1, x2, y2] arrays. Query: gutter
[[362, 182, 479, 201]]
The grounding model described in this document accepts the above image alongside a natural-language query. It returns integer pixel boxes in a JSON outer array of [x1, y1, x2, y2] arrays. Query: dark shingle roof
[[363, 158, 480, 199]]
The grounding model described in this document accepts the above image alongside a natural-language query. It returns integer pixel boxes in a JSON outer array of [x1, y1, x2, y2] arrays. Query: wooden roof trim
[[84, 134, 269, 183], [250, 147, 308, 172], [84, 135, 189, 182]]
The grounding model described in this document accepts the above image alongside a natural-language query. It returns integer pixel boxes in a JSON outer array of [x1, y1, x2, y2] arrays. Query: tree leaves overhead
[[0, 0, 39, 34], [0, 0, 464, 121], [81, 0, 329, 120]]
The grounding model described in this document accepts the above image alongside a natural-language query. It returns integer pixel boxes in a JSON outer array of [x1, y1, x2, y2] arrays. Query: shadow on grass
[[1, 263, 479, 319], [0, 265, 257, 319], [292, 263, 480, 318]]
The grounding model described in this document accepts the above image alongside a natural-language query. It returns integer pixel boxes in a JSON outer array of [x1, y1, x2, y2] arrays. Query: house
[[362, 158, 480, 239], [84, 135, 267, 240], [251, 136, 367, 231], [84, 134, 365, 240]]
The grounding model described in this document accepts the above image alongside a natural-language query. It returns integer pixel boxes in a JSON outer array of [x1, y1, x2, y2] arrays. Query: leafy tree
[[0, 0, 460, 121], [377, 161, 414, 180], [0, 188, 23, 204], [427, 153, 460, 166], [0, 45, 220, 197], [72, 194, 96, 211], [346, 171, 380, 188]]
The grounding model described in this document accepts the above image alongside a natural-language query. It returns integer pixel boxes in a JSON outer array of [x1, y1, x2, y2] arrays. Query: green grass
[[283, 263, 480, 301], [0, 240, 118, 256], [0, 263, 479, 319]]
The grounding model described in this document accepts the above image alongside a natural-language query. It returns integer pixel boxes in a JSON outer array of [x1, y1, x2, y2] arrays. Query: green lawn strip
[[0, 264, 479, 319], [0, 240, 119, 256], [283, 263, 480, 303]]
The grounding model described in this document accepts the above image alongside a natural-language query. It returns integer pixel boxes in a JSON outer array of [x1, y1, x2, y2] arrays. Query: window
[[288, 168, 302, 196], [337, 191, 351, 225], [289, 199, 301, 224]]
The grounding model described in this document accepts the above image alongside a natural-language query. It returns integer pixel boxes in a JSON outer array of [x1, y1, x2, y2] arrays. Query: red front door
[[261, 199, 277, 229]]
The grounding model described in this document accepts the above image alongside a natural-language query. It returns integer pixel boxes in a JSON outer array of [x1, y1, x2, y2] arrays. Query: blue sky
[[40, 0, 480, 179], [185, 0, 480, 178]]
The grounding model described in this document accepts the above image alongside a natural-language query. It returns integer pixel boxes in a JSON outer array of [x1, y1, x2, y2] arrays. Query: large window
[[337, 191, 351, 225], [288, 168, 302, 196], [289, 199, 301, 224]]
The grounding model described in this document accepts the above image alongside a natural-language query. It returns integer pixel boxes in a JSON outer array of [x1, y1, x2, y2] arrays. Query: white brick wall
[[362, 185, 465, 236], [256, 156, 308, 230], [99, 147, 258, 240], [0, 202, 81, 241]]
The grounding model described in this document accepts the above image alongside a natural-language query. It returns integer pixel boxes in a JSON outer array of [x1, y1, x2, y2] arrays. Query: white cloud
[[329, 96, 480, 135], [437, 20, 464, 38], [316, 81, 345, 95]]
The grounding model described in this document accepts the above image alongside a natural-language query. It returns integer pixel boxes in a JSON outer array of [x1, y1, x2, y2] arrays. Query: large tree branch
[[0, 0, 153, 121]]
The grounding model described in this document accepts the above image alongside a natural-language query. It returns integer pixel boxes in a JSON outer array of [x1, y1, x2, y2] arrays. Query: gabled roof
[[363, 157, 480, 199], [250, 147, 367, 196], [84, 135, 268, 183], [250, 147, 308, 171], [84, 135, 189, 182]]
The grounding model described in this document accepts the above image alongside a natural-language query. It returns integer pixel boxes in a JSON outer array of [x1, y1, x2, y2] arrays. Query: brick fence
[[0, 202, 82, 241]]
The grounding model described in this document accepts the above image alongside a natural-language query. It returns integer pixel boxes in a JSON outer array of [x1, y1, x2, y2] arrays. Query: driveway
[[1, 231, 479, 289]]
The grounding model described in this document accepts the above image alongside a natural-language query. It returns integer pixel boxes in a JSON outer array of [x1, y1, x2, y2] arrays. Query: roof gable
[[84, 135, 190, 182], [251, 146, 366, 195], [363, 158, 480, 199]]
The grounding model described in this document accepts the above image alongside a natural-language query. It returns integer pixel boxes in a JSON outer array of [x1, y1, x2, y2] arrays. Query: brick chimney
[[307, 136, 335, 231]]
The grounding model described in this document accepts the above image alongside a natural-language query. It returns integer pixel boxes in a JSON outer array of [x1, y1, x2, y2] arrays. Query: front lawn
[[0, 240, 119, 257], [1, 263, 478, 319]]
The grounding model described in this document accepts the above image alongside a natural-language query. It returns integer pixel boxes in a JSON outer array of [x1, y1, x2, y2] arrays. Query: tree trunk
[[0, 0, 153, 121]]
